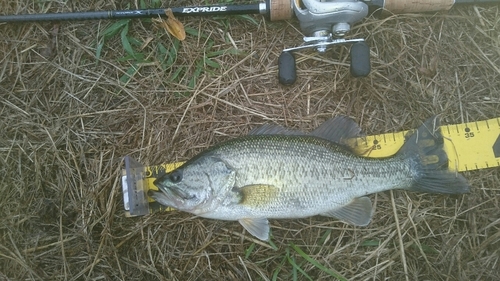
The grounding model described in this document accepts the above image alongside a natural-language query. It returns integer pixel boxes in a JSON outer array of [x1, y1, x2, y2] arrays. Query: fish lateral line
[[121, 115, 500, 242]]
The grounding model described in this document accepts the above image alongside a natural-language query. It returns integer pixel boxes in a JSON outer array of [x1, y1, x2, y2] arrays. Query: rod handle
[[268, 0, 293, 21]]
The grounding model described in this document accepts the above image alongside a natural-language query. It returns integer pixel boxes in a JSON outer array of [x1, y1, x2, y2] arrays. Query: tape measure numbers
[[442, 118, 500, 171], [122, 117, 500, 216], [348, 118, 500, 172]]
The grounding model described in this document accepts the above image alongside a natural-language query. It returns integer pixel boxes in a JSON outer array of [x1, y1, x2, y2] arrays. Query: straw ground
[[1, 1, 499, 280]]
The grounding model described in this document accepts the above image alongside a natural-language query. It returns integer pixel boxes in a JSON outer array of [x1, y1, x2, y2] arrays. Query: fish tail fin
[[397, 116, 470, 194]]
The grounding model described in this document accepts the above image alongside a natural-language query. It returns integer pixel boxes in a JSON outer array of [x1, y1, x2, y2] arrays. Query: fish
[[148, 116, 469, 241]]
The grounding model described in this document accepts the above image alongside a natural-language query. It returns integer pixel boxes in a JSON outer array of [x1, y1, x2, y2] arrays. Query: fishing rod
[[1, 0, 499, 84], [0, 3, 277, 22]]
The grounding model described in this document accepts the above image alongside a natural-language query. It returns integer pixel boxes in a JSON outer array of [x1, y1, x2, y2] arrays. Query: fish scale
[[149, 116, 469, 241], [214, 136, 412, 216]]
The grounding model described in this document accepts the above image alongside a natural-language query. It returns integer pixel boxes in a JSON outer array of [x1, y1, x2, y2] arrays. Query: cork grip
[[383, 0, 455, 14], [269, 0, 293, 21]]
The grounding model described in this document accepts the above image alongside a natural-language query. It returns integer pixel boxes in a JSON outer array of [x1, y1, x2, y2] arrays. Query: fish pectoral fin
[[321, 197, 373, 226], [238, 218, 270, 241]]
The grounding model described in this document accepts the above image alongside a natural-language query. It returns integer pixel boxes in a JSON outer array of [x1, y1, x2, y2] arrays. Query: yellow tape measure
[[346, 117, 500, 171], [122, 117, 500, 216]]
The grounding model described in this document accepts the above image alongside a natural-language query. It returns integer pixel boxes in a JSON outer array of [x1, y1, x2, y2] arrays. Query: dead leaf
[[153, 8, 186, 41]]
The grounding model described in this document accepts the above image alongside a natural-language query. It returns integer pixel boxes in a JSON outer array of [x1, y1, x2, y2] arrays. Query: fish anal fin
[[322, 197, 373, 226], [238, 218, 270, 241]]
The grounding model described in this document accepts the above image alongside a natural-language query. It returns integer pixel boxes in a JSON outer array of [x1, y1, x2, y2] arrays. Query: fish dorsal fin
[[248, 124, 304, 136], [321, 197, 373, 226], [238, 184, 279, 207], [311, 116, 363, 144], [238, 218, 270, 241]]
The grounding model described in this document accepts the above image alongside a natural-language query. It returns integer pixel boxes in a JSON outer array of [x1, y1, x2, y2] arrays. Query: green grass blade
[[290, 243, 347, 281], [168, 67, 184, 82], [120, 25, 136, 58], [157, 43, 168, 56], [361, 240, 381, 247], [206, 50, 226, 58], [286, 248, 312, 281], [188, 66, 202, 89], [95, 40, 104, 61], [268, 238, 278, 250], [204, 58, 220, 69], [413, 243, 439, 254], [101, 19, 130, 39], [152, 0, 162, 8], [185, 27, 200, 37], [272, 254, 288, 281], [119, 64, 138, 84], [128, 37, 143, 47], [166, 40, 179, 68], [244, 243, 255, 259], [235, 14, 259, 26], [319, 229, 332, 245]]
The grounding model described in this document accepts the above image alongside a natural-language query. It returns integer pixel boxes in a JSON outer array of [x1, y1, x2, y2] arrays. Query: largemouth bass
[[149, 116, 469, 241]]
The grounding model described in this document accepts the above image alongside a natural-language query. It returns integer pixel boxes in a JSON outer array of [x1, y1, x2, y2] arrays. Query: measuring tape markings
[[128, 118, 500, 215], [149, 118, 500, 174], [347, 118, 500, 172], [444, 118, 500, 171]]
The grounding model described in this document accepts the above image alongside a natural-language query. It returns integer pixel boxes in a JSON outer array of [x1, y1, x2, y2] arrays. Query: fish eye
[[169, 170, 182, 183]]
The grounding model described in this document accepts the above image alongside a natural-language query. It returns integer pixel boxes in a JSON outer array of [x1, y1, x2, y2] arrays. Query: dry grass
[[1, 1, 499, 280]]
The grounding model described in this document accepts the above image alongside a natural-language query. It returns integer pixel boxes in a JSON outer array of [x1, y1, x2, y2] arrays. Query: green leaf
[[206, 50, 225, 58], [268, 237, 278, 250], [413, 243, 439, 254], [361, 240, 381, 247], [157, 43, 168, 56], [120, 25, 136, 58], [166, 41, 179, 68], [272, 254, 288, 281], [286, 248, 312, 281], [225, 48, 242, 55], [319, 229, 332, 245], [101, 19, 130, 39], [290, 243, 348, 281], [152, 0, 162, 8], [128, 37, 143, 47], [95, 41, 104, 61], [188, 66, 203, 89], [244, 243, 255, 259], [119, 64, 139, 84], [169, 67, 184, 82], [204, 58, 220, 68], [236, 14, 259, 26], [185, 27, 201, 37]]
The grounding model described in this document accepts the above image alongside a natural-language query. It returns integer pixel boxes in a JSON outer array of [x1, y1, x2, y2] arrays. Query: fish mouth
[[148, 184, 196, 209], [152, 176, 193, 199], [148, 188, 183, 209]]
